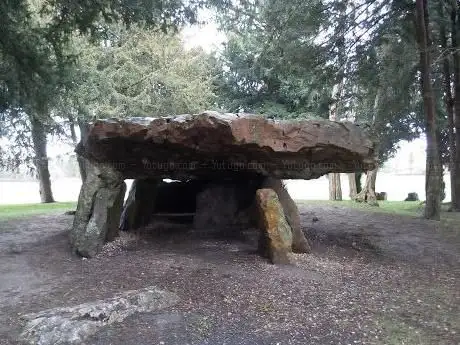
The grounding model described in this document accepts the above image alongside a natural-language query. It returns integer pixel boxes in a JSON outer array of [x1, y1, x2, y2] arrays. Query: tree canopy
[[1, 0, 459, 215], [64, 28, 216, 120], [214, 0, 423, 164]]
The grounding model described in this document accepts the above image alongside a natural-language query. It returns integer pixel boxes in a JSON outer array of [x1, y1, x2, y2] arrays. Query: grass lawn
[[297, 199, 460, 218], [0, 202, 76, 220], [299, 199, 460, 238], [298, 200, 425, 217]]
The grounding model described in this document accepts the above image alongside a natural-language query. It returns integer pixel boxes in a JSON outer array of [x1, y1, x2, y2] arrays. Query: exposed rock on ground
[[20, 287, 179, 345]]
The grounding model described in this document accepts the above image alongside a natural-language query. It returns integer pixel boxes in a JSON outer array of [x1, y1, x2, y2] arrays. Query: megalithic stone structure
[[71, 111, 376, 260]]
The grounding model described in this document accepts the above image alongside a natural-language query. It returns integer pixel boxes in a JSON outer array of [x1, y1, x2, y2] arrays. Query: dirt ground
[[0, 204, 459, 345]]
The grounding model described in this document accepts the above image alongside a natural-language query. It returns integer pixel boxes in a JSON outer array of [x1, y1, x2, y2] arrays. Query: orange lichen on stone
[[255, 188, 293, 264]]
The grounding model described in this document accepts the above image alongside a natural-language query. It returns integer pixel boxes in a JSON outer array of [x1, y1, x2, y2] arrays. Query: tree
[[66, 28, 215, 117], [30, 114, 55, 203], [59, 28, 216, 181], [0, 1, 76, 203], [215, 0, 423, 207], [1, 0, 223, 198], [348, 173, 358, 198], [214, 0, 334, 118], [415, 0, 442, 220], [450, 0, 460, 211], [1, 0, 220, 111], [0, 109, 63, 202], [437, 0, 456, 209]]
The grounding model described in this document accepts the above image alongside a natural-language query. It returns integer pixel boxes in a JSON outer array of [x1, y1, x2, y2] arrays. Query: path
[[0, 205, 458, 344]]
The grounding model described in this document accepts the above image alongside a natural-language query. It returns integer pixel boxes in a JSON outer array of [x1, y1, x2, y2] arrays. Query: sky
[[182, 14, 226, 53]]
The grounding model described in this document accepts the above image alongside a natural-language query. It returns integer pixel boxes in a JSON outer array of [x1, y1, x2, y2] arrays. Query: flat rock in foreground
[[77, 111, 375, 180], [20, 286, 179, 345]]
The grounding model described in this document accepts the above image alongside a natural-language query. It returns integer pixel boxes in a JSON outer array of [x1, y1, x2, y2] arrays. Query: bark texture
[[348, 173, 358, 199], [328, 173, 342, 201], [416, 0, 442, 219], [439, 1, 456, 209], [452, 2, 460, 211], [354, 168, 379, 206], [30, 115, 54, 203]]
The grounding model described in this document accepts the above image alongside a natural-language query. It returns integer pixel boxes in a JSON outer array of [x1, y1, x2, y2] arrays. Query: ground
[[0, 201, 458, 345]]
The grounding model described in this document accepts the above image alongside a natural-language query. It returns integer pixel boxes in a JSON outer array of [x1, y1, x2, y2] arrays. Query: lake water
[[0, 173, 452, 205]]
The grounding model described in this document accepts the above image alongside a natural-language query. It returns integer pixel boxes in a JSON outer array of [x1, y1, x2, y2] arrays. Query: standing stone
[[376, 192, 387, 201], [70, 160, 125, 257], [119, 180, 139, 231], [404, 192, 419, 201], [105, 181, 127, 242], [119, 179, 159, 231], [194, 180, 258, 230], [194, 183, 242, 230], [261, 177, 311, 253], [255, 189, 293, 264]]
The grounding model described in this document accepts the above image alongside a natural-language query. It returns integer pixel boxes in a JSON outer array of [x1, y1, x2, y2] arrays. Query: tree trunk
[[355, 172, 362, 193], [416, 0, 442, 220], [451, 2, 460, 210], [328, 173, 342, 201], [354, 88, 380, 206], [353, 168, 378, 206], [76, 119, 90, 182], [328, 82, 343, 201], [348, 173, 358, 199], [439, 1, 456, 208], [30, 115, 55, 203], [69, 116, 78, 145], [369, 167, 377, 192]]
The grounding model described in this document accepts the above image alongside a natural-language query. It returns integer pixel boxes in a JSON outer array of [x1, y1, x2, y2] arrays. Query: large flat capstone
[[77, 111, 375, 180]]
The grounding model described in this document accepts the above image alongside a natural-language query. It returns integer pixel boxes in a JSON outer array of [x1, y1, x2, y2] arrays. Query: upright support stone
[[106, 181, 126, 242], [194, 180, 257, 230], [119, 179, 159, 231], [194, 183, 241, 229], [261, 177, 311, 253], [255, 188, 293, 264], [70, 160, 126, 257], [120, 180, 139, 231]]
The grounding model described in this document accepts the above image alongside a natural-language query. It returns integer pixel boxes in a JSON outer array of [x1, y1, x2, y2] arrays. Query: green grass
[[376, 316, 429, 345], [298, 200, 425, 217], [0, 202, 76, 220], [298, 199, 460, 238]]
